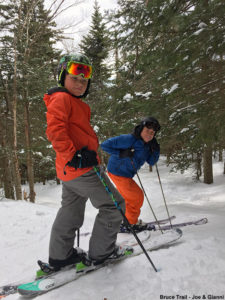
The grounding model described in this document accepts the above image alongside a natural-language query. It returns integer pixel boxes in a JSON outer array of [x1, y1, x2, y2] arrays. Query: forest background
[[0, 0, 224, 203]]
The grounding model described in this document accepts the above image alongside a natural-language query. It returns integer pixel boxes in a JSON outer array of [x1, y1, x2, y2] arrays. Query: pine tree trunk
[[203, 145, 213, 184], [133, 44, 139, 79], [12, 109, 22, 200], [201, 0, 213, 185], [24, 101, 35, 203], [218, 149, 222, 162], [0, 121, 14, 199], [114, 31, 119, 81], [3, 155, 15, 199], [12, 40, 22, 200], [195, 152, 202, 181]]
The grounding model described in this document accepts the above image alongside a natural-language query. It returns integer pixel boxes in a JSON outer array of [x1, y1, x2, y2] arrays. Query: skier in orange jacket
[[43, 53, 128, 270]]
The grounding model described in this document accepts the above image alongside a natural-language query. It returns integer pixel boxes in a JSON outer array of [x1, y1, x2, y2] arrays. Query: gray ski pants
[[49, 167, 125, 261]]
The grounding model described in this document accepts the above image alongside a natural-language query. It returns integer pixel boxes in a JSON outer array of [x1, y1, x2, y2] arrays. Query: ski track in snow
[[0, 158, 225, 300]]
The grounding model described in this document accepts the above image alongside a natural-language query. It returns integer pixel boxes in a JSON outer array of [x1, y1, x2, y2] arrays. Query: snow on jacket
[[101, 134, 159, 178], [43, 87, 100, 181]]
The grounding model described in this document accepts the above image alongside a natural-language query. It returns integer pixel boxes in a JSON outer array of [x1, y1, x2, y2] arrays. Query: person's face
[[64, 74, 88, 96], [140, 126, 155, 143]]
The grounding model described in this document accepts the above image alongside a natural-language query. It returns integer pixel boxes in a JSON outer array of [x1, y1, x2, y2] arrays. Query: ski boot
[[36, 247, 86, 278], [120, 220, 155, 233]]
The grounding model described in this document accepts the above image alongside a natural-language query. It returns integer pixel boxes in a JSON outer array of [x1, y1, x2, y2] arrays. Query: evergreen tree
[[108, 0, 225, 182], [0, 0, 61, 200], [106, 0, 156, 135], [143, 0, 225, 182], [79, 0, 112, 142]]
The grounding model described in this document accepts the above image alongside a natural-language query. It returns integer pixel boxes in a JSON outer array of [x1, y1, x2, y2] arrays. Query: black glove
[[67, 146, 98, 169], [149, 138, 160, 153], [119, 148, 135, 158]]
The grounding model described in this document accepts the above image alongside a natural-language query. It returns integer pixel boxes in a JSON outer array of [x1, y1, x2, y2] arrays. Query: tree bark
[[218, 149, 222, 162], [203, 145, 213, 184], [0, 121, 14, 199], [195, 152, 202, 181], [2, 150, 15, 199], [24, 101, 35, 203], [12, 38, 22, 200]]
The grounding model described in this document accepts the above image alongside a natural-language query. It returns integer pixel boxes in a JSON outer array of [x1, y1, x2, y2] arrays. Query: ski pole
[[155, 163, 172, 229], [93, 166, 158, 273], [76, 229, 80, 247], [130, 159, 164, 234]]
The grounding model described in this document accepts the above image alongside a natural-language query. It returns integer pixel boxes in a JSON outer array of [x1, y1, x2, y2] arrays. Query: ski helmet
[[57, 53, 92, 98], [142, 117, 161, 132], [133, 117, 161, 139]]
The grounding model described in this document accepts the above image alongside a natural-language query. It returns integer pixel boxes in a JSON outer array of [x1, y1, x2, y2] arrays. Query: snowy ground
[[0, 157, 225, 300]]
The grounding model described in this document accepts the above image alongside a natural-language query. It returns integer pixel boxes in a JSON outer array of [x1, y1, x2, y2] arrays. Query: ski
[[0, 230, 150, 299], [120, 217, 208, 233], [17, 229, 182, 297], [154, 217, 208, 231], [80, 215, 176, 237], [0, 285, 19, 299], [118, 229, 151, 246], [0, 277, 34, 299], [137, 215, 176, 226]]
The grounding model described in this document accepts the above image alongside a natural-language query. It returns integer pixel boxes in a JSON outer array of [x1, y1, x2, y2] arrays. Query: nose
[[76, 79, 84, 87]]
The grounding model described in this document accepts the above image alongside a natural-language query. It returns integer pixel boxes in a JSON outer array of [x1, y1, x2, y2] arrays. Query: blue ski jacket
[[101, 134, 160, 178]]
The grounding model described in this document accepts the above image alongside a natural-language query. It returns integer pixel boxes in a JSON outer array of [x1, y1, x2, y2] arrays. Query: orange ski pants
[[108, 172, 144, 224]]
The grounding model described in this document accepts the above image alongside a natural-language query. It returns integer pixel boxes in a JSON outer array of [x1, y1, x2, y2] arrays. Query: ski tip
[[175, 228, 183, 234], [167, 227, 183, 236], [174, 228, 183, 236]]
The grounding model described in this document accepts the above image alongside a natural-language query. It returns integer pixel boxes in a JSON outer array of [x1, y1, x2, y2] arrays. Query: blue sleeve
[[146, 150, 160, 166], [101, 134, 135, 156]]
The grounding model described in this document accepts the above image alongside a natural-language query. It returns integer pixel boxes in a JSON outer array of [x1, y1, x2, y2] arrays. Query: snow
[[211, 54, 225, 62], [135, 91, 152, 98], [123, 93, 133, 102], [34, 152, 43, 157], [198, 22, 207, 29], [93, 125, 99, 132], [193, 28, 205, 36], [1, 158, 225, 299], [162, 84, 179, 95], [180, 128, 189, 134]]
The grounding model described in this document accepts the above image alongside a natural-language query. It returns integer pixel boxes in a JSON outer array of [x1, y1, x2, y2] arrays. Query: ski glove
[[67, 146, 98, 169], [119, 148, 135, 158], [149, 138, 160, 153]]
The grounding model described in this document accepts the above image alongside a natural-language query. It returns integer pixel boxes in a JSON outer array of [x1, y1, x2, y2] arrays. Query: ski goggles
[[64, 61, 93, 79], [144, 121, 160, 132]]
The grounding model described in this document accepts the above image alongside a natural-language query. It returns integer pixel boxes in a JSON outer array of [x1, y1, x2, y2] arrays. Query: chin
[[73, 92, 83, 97]]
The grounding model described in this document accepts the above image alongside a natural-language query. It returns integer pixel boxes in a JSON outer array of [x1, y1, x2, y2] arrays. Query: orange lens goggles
[[66, 61, 92, 79]]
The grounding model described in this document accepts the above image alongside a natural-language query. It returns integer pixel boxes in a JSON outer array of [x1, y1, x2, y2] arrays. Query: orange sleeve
[[46, 93, 76, 162]]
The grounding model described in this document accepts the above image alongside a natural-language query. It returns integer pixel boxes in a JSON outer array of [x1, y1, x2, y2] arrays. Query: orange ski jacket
[[43, 87, 100, 181]]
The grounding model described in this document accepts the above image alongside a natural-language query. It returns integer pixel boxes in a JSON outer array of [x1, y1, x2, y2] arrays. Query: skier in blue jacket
[[101, 117, 160, 232]]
